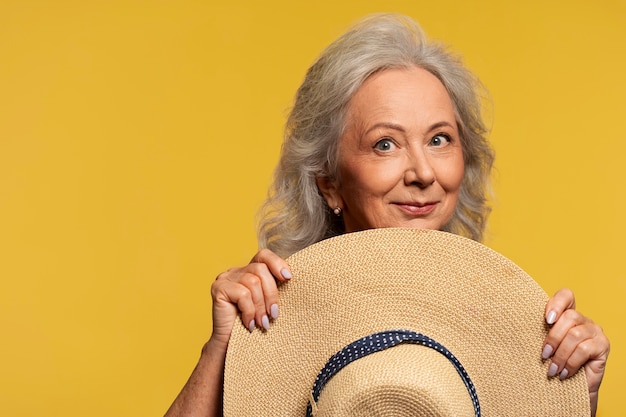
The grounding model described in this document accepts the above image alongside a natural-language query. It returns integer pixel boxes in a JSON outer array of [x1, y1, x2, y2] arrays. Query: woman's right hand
[[209, 248, 292, 348], [165, 250, 290, 417]]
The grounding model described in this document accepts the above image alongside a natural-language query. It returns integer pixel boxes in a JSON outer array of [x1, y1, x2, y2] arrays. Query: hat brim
[[224, 228, 589, 416]]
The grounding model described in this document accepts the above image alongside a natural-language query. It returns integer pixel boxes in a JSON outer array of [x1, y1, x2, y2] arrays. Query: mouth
[[393, 202, 438, 216]]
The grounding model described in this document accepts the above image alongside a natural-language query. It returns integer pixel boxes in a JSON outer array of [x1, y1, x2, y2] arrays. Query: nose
[[403, 149, 436, 188]]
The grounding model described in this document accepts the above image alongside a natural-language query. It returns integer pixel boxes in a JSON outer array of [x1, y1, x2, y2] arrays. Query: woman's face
[[318, 66, 465, 233]]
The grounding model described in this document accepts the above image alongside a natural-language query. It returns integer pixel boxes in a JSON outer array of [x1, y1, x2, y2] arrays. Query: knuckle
[[561, 308, 579, 321], [240, 272, 261, 287], [210, 283, 219, 298], [210, 277, 228, 297], [583, 316, 595, 325], [234, 284, 252, 299], [215, 270, 229, 281], [577, 341, 593, 358], [247, 262, 268, 276], [257, 248, 273, 259], [250, 249, 268, 264], [215, 266, 243, 282], [569, 326, 585, 339], [594, 327, 610, 351]]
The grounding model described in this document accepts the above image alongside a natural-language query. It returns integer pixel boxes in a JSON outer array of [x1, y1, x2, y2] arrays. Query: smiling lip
[[394, 202, 438, 216]]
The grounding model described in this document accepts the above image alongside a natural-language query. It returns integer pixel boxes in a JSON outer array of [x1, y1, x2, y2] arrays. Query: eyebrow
[[364, 121, 455, 136]]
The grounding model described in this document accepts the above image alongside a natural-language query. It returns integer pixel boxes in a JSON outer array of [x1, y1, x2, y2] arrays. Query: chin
[[400, 220, 445, 231]]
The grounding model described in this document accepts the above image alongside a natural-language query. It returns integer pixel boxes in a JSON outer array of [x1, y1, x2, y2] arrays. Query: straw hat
[[223, 228, 589, 416]]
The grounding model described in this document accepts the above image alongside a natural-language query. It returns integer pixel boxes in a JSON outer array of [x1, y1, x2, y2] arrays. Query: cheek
[[438, 156, 465, 192], [339, 160, 401, 197]]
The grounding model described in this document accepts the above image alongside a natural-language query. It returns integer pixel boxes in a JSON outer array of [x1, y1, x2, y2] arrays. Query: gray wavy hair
[[257, 13, 495, 257]]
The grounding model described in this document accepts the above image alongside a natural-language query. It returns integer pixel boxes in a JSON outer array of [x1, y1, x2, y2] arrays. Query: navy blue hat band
[[306, 329, 480, 417]]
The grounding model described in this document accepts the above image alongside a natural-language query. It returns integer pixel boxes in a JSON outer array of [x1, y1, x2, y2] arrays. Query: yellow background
[[1, 1, 624, 415]]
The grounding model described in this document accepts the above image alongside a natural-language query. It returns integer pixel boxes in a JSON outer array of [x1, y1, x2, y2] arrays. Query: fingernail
[[281, 268, 292, 280], [548, 363, 558, 377], [248, 319, 255, 333], [261, 314, 270, 330], [546, 310, 557, 325], [559, 368, 569, 380], [270, 303, 279, 319], [541, 344, 553, 360]]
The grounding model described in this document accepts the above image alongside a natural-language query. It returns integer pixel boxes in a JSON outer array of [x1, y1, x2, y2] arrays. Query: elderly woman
[[165, 14, 609, 417]]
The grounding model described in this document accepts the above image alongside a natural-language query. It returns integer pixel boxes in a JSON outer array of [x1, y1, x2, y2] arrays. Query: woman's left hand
[[542, 288, 609, 417]]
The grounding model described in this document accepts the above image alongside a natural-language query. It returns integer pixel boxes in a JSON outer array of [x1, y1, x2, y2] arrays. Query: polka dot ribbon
[[306, 329, 481, 417]]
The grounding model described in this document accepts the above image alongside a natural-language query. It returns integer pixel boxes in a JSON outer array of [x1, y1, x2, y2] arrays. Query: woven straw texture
[[315, 343, 475, 416], [223, 228, 589, 416]]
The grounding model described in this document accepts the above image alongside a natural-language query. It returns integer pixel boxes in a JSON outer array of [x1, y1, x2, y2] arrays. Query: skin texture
[[543, 289, 609, 416], [164, 67, 609, 417], [316, 67, 464, 233]]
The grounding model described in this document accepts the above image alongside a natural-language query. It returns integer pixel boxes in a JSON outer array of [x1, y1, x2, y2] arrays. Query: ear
[[316, 175, 343, 210]]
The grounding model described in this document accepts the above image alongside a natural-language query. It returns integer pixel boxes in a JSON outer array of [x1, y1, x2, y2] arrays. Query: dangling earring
[[333, 207, 342, 216]]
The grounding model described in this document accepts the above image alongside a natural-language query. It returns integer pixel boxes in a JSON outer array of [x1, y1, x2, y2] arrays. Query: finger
[[239, 271, 273, 330], [584, 338, 610, 394], [251, 248, 292, 282], [558, 337, 596, 380], [211, 279, 257, 335], [247, 262, 280, 320], [543, 308, 586, 359], [549, 321, 595, 379], [554, 323, 609, 381], [544, 288, 576, 324]]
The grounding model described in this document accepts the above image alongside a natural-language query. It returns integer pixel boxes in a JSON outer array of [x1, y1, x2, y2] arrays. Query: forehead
[[346, 66, 456, 128]]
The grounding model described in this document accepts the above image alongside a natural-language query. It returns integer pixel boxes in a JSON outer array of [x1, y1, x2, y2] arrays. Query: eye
[[373, 138, 396, 152], [429, 133, 451, 147]]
